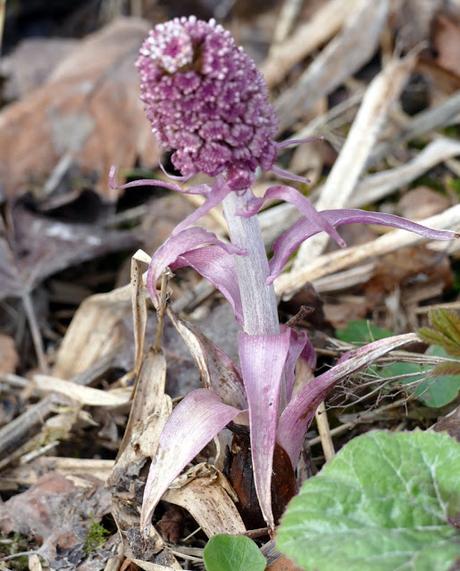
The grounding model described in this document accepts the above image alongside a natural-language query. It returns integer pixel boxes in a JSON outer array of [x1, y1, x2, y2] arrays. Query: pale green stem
[[222, 190, 279, 336]]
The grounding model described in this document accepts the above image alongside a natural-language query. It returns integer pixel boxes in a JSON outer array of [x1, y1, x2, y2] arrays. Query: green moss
[[447, 177, 460, 197], [83, 520, 110, 555]]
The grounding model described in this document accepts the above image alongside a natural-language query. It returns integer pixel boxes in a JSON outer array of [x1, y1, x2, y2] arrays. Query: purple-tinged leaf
[[270, 165, 311, 185], [167, 309, 247, 408], [172, 245, 244, 322], [159, 161, 192, 182], [238, 185, 345, 249], [283, 327, 316, 402], [140, 388, 240, 534], [146, 227, 245, 305], [268, 208, 458, 283], [238, 329, 291, 529], [109, 165, 211, 195], [277, 333, 418, 467], [276, 135, 323, 150], [322, 209, 459, 241], [172, 177, 232, 235]]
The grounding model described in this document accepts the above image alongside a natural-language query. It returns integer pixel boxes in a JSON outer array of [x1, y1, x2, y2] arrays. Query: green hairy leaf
[[380, 346, 460, 407], [418, 309, 460, 356], [278, 431, 460, 571], [336, 320, 393, 344], [203, 534, 266, 571]]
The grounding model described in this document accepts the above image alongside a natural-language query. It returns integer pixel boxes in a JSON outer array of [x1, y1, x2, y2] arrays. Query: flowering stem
[[223, 190, 279, 336]]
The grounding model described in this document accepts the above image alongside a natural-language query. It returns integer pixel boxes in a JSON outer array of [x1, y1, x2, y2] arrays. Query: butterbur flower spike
[[137, 16, 279, 190], [136, 16, 457, 532]]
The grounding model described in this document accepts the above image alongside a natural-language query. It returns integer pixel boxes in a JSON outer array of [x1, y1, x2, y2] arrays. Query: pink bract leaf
[[238, 329, 291, 529], [276, 135, 323, 150], [277, 333, 418, 466], [172, 245, 244, 322], [172, 177, 232, 235], [146, 226, 245, 305], [109, 165, 211, 196], [270, 165, 311, 185], [140, 388, 240, 534], [268, 207, 458, 283], [167, 309, 246, 408], [239, 184, 345, 249], [282, 327, 316, 403]]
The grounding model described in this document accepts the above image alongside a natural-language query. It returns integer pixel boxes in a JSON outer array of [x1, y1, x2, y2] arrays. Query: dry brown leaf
[[0, 17, 159, 199], [433, 405, 460, 442], [364, 245, 452, 305], [433, 14, 460, 78], [0, 333, 18, 374], [108, 347, 176, 566], [163, 463, 246, 537], [0, 37, 77, 100], [0, 206, 137, 301], [0, 472, 111, 568], [266, 555, 303, 571]]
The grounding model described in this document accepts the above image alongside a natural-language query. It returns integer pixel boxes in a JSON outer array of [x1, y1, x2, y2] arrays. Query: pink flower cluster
[[136, 16, 278, 190]]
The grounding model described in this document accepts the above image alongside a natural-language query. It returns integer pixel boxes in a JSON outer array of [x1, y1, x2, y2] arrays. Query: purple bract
[[136, 16, 278, 190]]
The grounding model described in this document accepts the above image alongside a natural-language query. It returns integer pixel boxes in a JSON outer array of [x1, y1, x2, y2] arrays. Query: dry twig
[[293, 54, 416, 269], [263, 0, 356, 87], [275, 0, 388, 130]]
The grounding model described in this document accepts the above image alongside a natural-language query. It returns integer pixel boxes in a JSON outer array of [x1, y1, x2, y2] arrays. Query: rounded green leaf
[[278, 431, 460, 571], [336, 320, 393, 344], [421, 345, 460, 407], [204, 534, 266, 571], [380, 346, 460, 407]]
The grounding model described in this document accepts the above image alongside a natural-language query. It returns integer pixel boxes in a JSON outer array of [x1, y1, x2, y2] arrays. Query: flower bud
[[137, 16, 278, 190]]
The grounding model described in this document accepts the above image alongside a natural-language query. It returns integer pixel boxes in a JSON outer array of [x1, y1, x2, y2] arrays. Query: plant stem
[[223, 190, 279, 336]]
